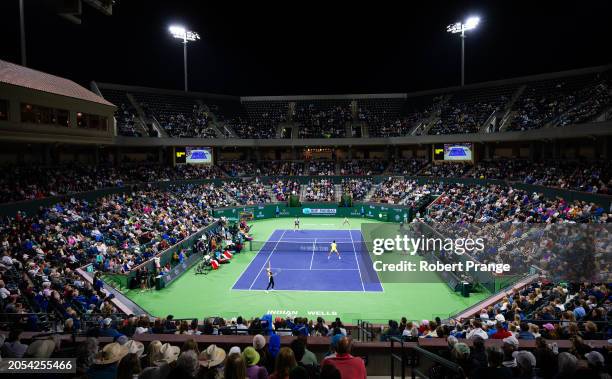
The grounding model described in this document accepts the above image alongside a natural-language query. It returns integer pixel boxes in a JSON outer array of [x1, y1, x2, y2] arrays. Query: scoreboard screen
[[433, 143, 473, 162], [186, 147, 213, 164], [175, 146, 214, 164]]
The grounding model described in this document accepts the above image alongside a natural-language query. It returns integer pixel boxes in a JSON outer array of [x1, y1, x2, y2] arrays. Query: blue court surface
[[232, 229, 384, 292]]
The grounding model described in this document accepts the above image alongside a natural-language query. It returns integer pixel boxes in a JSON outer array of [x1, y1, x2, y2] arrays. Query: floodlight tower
[[446, 16, 480, 87], [168, 25, 200, 92]]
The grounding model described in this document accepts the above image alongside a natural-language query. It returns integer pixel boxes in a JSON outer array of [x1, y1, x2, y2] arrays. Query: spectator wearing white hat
[[139, 342, 180, 379], [24, 338, 56, 358], [88, 342, 129, 379]]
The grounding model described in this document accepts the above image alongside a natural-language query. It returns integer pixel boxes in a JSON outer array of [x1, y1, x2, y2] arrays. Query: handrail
[[389, 336, 406, 379], [357, 320, 374, 342], [410, 344, 463, 379]]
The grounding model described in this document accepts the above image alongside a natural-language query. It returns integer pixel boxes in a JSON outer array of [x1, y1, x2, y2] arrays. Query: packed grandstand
[[0, 26, 611, 379]]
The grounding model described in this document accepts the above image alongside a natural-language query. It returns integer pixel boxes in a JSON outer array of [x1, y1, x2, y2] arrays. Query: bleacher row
[[0, 158, 609, 204], [99, 68, 612, 138]]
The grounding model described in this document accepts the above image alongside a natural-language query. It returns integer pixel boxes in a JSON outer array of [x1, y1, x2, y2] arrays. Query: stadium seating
[[356, 98, 404, 137], [508, 72, 610, 131], [97, 89, 143, 137], [239, 101, 289, 139], [429, 85, 517, 135], [294, 100, 352, 138]]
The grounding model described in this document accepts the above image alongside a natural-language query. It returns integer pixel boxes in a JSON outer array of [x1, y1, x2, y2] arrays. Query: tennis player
[[294, 217, 300, 231], [265, 267, 275, 292], [342, 217, 350, 227], [328, 240, 341, 260]]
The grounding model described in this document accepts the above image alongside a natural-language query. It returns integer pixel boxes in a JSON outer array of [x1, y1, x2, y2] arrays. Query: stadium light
[[446, 16, 480, 86], [168, 25, 200, 92]]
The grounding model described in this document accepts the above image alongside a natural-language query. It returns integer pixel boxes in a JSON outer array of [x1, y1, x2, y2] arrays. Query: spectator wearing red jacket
[[491, 321, 512, 339], [322, 337, 366, 379]]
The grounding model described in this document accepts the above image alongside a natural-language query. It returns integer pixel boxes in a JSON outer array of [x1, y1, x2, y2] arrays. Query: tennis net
[[248, 240, 369, 253]]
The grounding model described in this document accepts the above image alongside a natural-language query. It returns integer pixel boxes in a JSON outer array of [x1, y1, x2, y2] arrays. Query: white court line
[[350, 229, 366, 292], [279, 268, 359, 271], [229, 231, 284, 291], [309, 238, 316, 270], [272, 237, 353, 241], [248, 230, 287, 290], [233, 288, 381, 293], [229, 230, 284, 290]]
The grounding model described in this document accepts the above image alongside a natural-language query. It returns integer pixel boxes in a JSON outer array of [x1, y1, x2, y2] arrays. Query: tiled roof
[[0, 59, 115, 107]]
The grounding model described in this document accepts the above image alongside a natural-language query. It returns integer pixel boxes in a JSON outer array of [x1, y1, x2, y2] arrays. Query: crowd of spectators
[[270, 180, 300, 202], [115, 103, 142, 137], [2, 185, 222, 275], [226, 116, 279, 139], [223, 180, 272, 205], [523, 160, 611, 194], [420, 163, 473, 178], [304, 161, 336, 176], [470, 159, 533, 181], [156, 106, 218, 138], [360, 114, 413, 137], [370, 178, 445, 206], [340, 179, 372, 201], [0, 158, 609, 205], [429, 101, 496, 135], [557, 82, 612, 126], [295, 104, 352, 138], [0, 163, 227, 204], [388, 158, 428, 175], [0, 313, 367, 379], [507, 76, 611, 132], [303, 179, 336, 202], [426, 183, 607, 225], [259, 161, 304, 176], [218, 161, 258, 177], [380, 282, 610, 378], [339, 160, 387, 176]]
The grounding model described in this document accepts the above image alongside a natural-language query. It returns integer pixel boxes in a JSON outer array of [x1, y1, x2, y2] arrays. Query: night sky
[[1, 1, 611, 96]]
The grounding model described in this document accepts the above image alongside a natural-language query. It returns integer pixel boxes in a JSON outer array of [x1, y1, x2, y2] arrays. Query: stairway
[[299, 184, 308, 202], [196, 100, 235, 138], [125, 93, 156, 137], [334, 184, 343, 202], [126, 93, 166, 137], [363, 185, 379, 202], [265, 185, 278, 202], [479, 109, 498, 133], [412, 112, 441, 136], [411, 94, 451, 136], [497, 85, 526, 132]]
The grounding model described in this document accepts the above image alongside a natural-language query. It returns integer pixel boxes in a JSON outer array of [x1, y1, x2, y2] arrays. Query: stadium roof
[[0, 59, 114, 107]]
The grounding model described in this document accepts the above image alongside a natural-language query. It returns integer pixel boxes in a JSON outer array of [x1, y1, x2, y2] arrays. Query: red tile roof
[[0, 59, 115, 107]]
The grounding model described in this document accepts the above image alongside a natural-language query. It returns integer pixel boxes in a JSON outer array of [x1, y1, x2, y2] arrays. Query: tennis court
[[124, 217, 488, 321], [232, 229, 384, 292]]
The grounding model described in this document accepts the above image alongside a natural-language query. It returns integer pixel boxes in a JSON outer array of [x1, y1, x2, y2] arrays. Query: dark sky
[[1, 1, 611, 96]]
